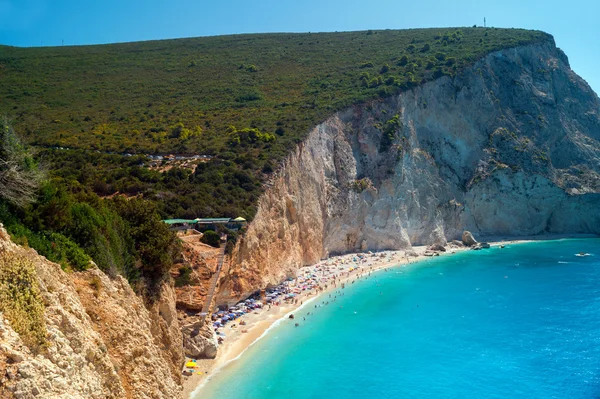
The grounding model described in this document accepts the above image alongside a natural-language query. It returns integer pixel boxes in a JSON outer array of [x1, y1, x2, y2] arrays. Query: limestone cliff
[[218, 38, 600, 301], [0, 226, 184, 399]]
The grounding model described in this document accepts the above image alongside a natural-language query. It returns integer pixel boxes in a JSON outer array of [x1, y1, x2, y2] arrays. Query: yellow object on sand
[[185, 362, 197, 368], [196, 371, 203, 375]]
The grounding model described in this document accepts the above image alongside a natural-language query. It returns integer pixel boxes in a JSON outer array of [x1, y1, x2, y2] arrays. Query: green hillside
[[0, 28, 550, 219]]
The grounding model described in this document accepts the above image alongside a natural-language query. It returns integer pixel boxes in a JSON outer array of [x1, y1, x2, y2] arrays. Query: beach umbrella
[[185, 362, 197, 368]]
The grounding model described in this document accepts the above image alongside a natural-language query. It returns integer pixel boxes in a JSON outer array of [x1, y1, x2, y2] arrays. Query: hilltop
[[0, 28, 550, 220], [1, 28, 548, 154]]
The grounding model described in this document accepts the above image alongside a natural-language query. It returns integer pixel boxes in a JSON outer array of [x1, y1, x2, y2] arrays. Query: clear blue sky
[[0, 0, 598, 94]]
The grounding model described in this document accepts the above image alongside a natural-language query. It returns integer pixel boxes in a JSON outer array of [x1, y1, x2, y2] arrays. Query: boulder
[[429, 243, 446, 252], [451, 240, 464, 247], [405, 250, 419, 257], [461, 231, 477, 246], [182, 322, 218, 359], [471, 242, 491, 250]]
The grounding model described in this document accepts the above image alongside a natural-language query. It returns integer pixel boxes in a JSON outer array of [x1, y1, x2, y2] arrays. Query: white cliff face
[[218, 39, 600, 302], [0, 226, 184, 399]]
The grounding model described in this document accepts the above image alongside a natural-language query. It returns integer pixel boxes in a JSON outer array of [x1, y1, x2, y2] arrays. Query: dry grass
[[0, 251, 47, 351]]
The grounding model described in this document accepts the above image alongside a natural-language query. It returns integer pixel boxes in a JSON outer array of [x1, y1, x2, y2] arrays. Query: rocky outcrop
[[461, 231, 477, 246], [0, 226, 184, 398], [472, 242, 491, 250], [181, 321, 218, 359], [218, 37, 600, 302]]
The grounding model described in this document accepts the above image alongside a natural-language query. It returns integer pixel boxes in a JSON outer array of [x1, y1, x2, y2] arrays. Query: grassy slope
[[0, 28, 550, 219]]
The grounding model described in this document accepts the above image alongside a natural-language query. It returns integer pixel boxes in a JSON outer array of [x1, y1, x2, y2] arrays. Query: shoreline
[[183, 234, 597, 398]]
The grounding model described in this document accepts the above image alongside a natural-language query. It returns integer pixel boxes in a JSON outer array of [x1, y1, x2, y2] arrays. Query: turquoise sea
[[196, 239, 600, 399]]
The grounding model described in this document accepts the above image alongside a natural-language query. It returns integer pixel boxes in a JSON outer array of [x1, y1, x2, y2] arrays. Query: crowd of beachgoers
[[182, 244, 481, 396], [208, 250, 406, 338], [183, 251, 406, 380]]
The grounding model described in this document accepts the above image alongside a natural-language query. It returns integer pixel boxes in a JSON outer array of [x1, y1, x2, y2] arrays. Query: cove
[[197, 239, 600, 399]]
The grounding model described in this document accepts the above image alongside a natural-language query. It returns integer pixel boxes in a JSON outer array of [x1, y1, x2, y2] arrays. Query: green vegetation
[[175, 265, 192, 287], [379, 113, 402, 152], [0, 122, 180, 295], [350, 177, 373, 193], [201, 230, 221, 248], [0, 253, 47, 351], [0, 118, 43, 207], [0, 28, 549, 222]]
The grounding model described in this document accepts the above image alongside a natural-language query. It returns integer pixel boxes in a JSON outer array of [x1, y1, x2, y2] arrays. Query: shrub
[[385, 76, 398, 86], [359, 62, 374, 69], [262, 161, 274, 174], [201, 230, 221, 248], [228, 127, 276, 147], [174, 266, 192, 287], [236, 92, 263, 102], [89, 275, 102, 297], [0, 252, 47, 351], [379, 114, 402, 152], [397, 55, 408, 66], [239, 64, 258, 72], [350, 177, 373, 193], [380, 64, 390, 74], [111, 196, 180, 289], [420, 43, 431, 52], [0, 119, 43, 207], [433, 68, 447, 79]]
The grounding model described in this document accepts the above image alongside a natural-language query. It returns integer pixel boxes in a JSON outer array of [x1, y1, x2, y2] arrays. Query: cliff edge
[[219, 38, 600, 301], [0, 226, 184, 398]]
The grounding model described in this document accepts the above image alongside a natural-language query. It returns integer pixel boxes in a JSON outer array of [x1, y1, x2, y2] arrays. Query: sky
[[0, 0, 598, 94]]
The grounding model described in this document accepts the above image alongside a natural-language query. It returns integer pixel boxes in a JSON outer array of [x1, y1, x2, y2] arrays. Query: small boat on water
[[575, 252, 591, 257]]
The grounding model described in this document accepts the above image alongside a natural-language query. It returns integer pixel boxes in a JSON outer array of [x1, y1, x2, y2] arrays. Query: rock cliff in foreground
[[0, 226, 184, 398], [219, 38, 600, 301]]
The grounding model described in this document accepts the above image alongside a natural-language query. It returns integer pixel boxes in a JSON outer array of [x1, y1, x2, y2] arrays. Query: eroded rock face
[[217, 38, 600, 302], [0, 226, 184, 399]]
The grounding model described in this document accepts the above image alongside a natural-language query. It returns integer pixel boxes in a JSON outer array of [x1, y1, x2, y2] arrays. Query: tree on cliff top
[[0, 118, 43, 207], [201, 230, 221, 248]]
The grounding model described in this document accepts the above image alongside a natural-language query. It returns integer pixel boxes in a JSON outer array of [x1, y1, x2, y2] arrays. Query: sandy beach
[[182, 234, 596, 398]]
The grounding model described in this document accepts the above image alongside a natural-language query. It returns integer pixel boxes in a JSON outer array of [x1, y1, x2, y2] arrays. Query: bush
[[236, 92, 263, 102], [350, 177, 373, 193], [201, 230, 221, 248], [0, 253, 47, 351], [175, 266, 192, 287], [111, 196, 180, 289], [0, 119, 43, 207], [433, 68, 447, 79], [262, 161, 274, 174], [0, 207, 91, 272], [379, 114, 401, 152]]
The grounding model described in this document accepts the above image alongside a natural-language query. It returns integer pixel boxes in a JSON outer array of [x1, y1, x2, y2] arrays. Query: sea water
[[196, 239, 600, 399]]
